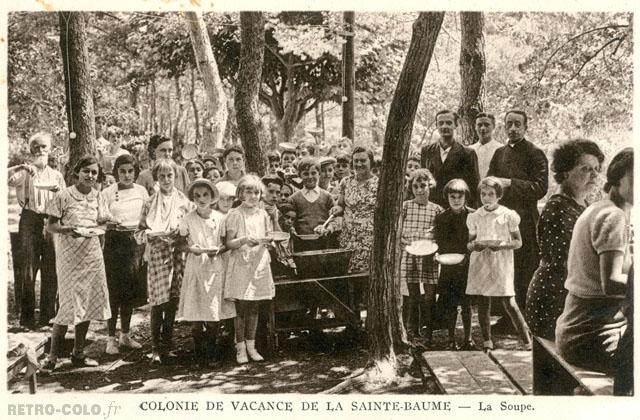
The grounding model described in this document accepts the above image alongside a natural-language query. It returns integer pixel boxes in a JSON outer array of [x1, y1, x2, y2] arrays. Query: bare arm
[[600, 251, 628, 296], [467, 233, 486, 252], [329, 193, 345, 217], [496, 229, 522, 251], [46, 216, 75, 236]]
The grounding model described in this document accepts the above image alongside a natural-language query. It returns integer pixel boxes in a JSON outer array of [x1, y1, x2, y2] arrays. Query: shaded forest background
[[8, 11, 632, 163]]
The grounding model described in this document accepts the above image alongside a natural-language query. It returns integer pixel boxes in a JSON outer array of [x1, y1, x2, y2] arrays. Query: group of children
[[401, 168, 532, 352], [39, 135, 535, 374]]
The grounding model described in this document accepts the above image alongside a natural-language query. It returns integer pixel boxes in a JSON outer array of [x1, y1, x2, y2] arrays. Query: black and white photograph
[[2, 0, 636, 415]]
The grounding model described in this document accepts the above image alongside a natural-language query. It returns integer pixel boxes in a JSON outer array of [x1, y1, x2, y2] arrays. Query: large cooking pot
[[292, 249, 354, 279]]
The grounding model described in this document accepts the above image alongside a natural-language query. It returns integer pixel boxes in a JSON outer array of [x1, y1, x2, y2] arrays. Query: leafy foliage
[[7, 11, 632, 165]]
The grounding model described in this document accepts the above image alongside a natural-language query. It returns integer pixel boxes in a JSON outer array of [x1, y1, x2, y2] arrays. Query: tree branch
[[95, 12, 123, 22], [264, 79, 284, 118], [440, 24, 460, 44], [303, 98, 318, 114], [265, 43, 288, 68], [258, 88, 272, 105], [612, 34, 626, 56], [560, 36, 623, 88], [536, 24, 629, 86]]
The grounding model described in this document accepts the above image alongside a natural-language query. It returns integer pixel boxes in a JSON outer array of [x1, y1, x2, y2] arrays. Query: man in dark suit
[[488, 109, 549, 320], [420, 110, 480, 208]]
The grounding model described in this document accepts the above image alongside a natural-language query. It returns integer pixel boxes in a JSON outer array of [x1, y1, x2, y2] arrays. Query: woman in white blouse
[[101, 154, 149, 354]]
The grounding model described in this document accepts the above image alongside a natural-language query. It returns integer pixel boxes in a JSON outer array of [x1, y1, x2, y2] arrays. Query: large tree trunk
[[151, 78, 158, 132], [275, 63, 300, 143], [172, 76, 185, 144], [183, 11, 228, 152], [59, 11, 96, 182], [276, 115, 296, 143], [368, 12, 444, 371], [262, 60, 319, 144], [320, 101, 326, 143], [129, 81, 139, 108], [189, 67, 202, 144], [142, 85, 150, 133], [458, 12, 486, 145], [342, 11, 355, 140], [235, 12, 267, 175]]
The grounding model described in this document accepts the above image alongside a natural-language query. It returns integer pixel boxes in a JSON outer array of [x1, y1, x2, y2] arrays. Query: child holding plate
[[466, 177, 531, 352], [42, 156, 113, 372], [400, 169, 443, 344], [135, 159, 193, 364], [224, 175, 275, 364], [102, 154, 149, 354], [434, 179, 475, 350], [177, 179, 236, 367]]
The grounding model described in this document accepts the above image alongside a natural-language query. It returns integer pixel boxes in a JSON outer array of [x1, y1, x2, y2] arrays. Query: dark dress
[[104, 230, 147, 308], [434, 207, 473, 306], [525, 194, 584, 339]]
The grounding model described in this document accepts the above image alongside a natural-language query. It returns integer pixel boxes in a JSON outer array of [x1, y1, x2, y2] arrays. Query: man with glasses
[[8, 132, 65, 329]]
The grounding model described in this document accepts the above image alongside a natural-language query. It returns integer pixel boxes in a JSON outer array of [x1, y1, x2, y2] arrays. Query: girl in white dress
[[178, 179, 236, 367], [466, 177, 531, 352], [224, 175, 274, 364]]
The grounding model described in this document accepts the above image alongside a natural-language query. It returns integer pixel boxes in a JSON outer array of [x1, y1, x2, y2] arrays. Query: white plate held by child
[[73, 227, 106, 237], [475, 239, 505, 247], [33, 182, 58, 191], [147, 230, 174, 238], [436, 253, 465, 265], [267, 231, 290, 242], [405, 240, 438, 256], [189, 246, 219, 254]]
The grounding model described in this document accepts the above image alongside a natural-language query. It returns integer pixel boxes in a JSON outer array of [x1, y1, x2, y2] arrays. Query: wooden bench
[[421, 350, 532, 395], [532, 336, 613, 395], [7, 333, 48, 394]]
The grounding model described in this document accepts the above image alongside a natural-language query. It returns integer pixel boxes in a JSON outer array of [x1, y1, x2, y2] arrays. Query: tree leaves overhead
[[8, 12, 66, 143], [8, 11, 632, 157]]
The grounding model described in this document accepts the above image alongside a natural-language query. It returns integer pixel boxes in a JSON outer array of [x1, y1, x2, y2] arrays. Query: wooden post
[[342, 12, 355, 140]]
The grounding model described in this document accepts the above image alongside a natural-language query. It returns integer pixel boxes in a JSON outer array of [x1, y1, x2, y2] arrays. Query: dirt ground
[[6, 264, 526, 394]]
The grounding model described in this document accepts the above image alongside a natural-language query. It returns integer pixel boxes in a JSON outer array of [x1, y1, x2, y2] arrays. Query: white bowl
[[436, 253, 465, 265]]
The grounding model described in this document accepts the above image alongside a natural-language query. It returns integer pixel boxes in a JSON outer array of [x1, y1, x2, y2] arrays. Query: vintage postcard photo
[[1, 0, 637, 418]]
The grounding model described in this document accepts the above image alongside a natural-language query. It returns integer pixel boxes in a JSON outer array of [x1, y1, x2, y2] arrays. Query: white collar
[[477, 204, 505, 216], [439, 142, 453, 152], [477, 139, 497, 147]]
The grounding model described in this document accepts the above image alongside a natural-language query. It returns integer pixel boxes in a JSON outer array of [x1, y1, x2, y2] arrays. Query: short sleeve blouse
[[47, 186, 110, 227]]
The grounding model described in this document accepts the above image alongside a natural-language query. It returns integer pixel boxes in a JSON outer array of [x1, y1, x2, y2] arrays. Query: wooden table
[[264, 272, 368, 353]]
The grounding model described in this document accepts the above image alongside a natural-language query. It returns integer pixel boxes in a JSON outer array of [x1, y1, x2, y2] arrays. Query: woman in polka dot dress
[[525, 139, 604, 340]]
